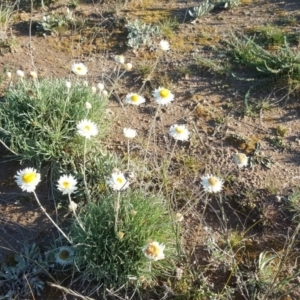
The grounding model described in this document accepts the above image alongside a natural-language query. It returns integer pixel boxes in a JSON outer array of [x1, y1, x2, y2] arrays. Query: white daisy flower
[[159, 40, 170, 51], [169, 124, 190, 141], [152, 87, 174, 105], [15, 168, 41, 193], [72, 63, 88, 76], [55, 246, 74, 266], [107, 171, 129, 191], [77, 119, 98, 139], [102, 90, 108, 96], [123, 128, 137, 139], [125, 93, 145, 106], [97, 82, 105, 91], [57, 174, 77, 195], [85, 102, 92, 110], [142, 241, 165, 261], [233, 153, 248, 168], [6, 71, 12, 79], [16, 70, 24, 78], [201, 175, 224, 193], [124, 62, 133, 71], [114, 55, 125, 64]]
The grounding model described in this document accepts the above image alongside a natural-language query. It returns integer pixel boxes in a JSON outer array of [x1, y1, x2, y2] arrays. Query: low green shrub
[[228, 36, 300, 79], [0, 77, 109, 167], [71, 190, 179, 291]]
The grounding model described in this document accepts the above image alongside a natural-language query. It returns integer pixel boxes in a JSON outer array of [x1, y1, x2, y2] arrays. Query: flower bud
[[85, 102, 92, 110], [124, 62, 133, 71], [16, 70, 24, 77], [66, 81, 71, 89]]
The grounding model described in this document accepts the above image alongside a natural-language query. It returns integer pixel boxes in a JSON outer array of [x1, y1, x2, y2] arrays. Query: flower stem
[[33, 191, 71, 244], [108, 65, 126, 111], [148, 261, 152, 273], [142, 106, 160, 179], [0, 137, 18, 155], [138, 53, 161, 94], [114, 191, 121, 235], [201, 192, 209, 222], [57, 88, 70, 134], [83, 137, 91, 202], [166, 140, 178, 173], [159, 140, 177, 194], [127, 139, 130, 170], [218, 194, 227, 231], [68, 194, 85, 231]]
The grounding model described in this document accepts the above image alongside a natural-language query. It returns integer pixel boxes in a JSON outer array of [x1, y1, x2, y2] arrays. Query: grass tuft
[[0, 77, 109, 167], [71, 190, 179, 291]]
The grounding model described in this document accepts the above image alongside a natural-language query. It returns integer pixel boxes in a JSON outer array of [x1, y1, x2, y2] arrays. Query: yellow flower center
[[131, 94, 139, 102], [59, 250, 70, 260], [159, 89, 170, 98], [208, 177, 218, 186], [130, 210, 137, 216], [84, 125, 90, 131], [175, 127, 184, 134], [145, 244, 160, 257], [77, 67, 82, 71], [117, 232, 125, 239], [62, 181, 70, 189], [22, 172, 36, 183], [116, 177, 124, 184], [236, 153, 247, 163]]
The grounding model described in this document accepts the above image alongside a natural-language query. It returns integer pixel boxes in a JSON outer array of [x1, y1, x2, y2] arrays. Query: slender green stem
[[83, 137, 91, 202], [201, 192, 209, 222], [59, 89, 70, 130], [68, 194, 85, 231], [138, 53, 162, 94], [148, 261, 152, 272], [114, 191, 121, 235], [0, 137, 18, 155], [142, 106, 161, 179], [109, 65, 126, 111], [85, 106, 90, 118], [165, 140, 178, 173], [218, 193, 227, 231], [32, 77, 42, 100], [33, 191, 71, 244], [159, 140, 177, 194], [127, 138, 130, 169]]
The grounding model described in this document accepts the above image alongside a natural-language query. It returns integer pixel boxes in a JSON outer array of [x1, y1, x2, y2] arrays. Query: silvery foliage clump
[[36, 8, 74, 34], [212, 0, 241, 8], [189, 0, 240, 21], [0, 243, 51, 299], [126, 20, 162, 49], [188, 0, 215, 20]]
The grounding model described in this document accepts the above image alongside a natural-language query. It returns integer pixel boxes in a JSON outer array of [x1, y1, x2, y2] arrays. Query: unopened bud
[[16, 70, 24, 77], [30, 71, 38, 79], [124, 63, 133, 71], [85, 102, 92, 110]]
